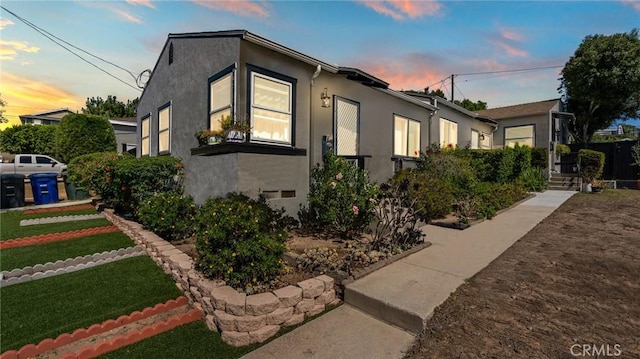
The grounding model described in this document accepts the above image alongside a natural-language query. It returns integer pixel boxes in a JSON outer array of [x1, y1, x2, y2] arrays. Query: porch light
[[320, 88, 331, 108], [479, 133, 486, 141]]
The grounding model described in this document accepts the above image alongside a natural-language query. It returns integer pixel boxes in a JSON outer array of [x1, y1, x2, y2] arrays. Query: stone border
[[101, 209, 341, 347], [20, 214, 104, 226], [0, 297, 189, 359], [0, 248, 146, 287]]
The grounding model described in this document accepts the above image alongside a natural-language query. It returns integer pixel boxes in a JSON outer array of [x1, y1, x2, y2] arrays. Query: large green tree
[[0, 94, 8, 123], [82, 95, 139, 118], [55, 113, 117, 163], [559, 28, 640, 144], [411, 88, 488, 111], [0, 124, 58, 156]]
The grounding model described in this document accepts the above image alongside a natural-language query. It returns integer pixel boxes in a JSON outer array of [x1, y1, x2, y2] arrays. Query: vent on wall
[[168, 42, 174, 65]]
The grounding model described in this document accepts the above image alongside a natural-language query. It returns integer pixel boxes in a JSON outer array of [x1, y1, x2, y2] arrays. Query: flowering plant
[[300, 151, 379, 238]]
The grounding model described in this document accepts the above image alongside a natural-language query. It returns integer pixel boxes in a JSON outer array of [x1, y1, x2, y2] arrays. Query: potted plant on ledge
[[195, 129, 223, 146]]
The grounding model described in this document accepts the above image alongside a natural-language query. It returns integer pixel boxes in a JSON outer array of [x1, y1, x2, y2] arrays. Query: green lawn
[[0, 209, 111, 241], [101, 321, 255, 359], [0, 232, 135, 271], [0, 256, 183, 352]]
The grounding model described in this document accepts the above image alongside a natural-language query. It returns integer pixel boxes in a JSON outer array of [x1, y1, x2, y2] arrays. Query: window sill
[[191, 142, 307, 157], [391, 156, 420, 161]]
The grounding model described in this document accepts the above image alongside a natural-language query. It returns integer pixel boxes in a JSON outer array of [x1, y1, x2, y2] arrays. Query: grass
[[0, 209, 111, 241], [0, 256, 183, 352], [101, 303, 341, 358], [0, 232, 134, 271]]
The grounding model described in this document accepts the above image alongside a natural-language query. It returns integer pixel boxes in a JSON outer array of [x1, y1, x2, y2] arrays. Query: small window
[[335, 98, 359, 156], [36, 156, 52, 164], [471, 129, 480, 149], [141, 115, 150, 156], [394, 115, 420, 157], [440, 118, 458, 147], [505, 125, 534, 147], [19, 156, 32, 164], [250, 70, 294, 145], [168, 43, 173, 65], [158, 104, 171, 154], [480, 133, 492, 149], [209, 71, 233, 131]]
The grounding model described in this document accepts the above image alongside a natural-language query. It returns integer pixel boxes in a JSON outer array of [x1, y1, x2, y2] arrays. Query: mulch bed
[[0, 226, 120, 249], [23, 204, 94, 215]]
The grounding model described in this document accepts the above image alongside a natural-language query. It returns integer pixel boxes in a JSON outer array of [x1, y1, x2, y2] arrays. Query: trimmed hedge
[[67, 152, 128, 194], [55, 114, 117, 163], [531, 147, 549, 168], [578, 149, 605, 182], [0, 124, 58, 157]]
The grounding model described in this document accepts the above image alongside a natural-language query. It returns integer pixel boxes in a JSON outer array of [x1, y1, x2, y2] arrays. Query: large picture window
[[440, 118, 458, 147], [141, 115, 150, 156], [505, 125, 534, 147], [209, 71, 233, 132], [394, 115, 420, 157], [158, 104, 171, 154], [250, 71, 294, 145]]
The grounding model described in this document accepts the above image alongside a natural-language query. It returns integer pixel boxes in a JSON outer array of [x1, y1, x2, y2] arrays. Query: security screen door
[[334, 97, 359, 156]]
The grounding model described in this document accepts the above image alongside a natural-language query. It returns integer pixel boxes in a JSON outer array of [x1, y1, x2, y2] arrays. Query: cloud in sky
[[357, 0, 442, 20], [353, 51, 447, 91], [112, 8, 143, 23], [191, 0, 270, 18], [620, 0, 640, 11], [487, 26, 528, 57], [0, 72, 83, 128], [0, 40, 40, 61], [126, 0, 156, 9], [0, 19, 14, 30]]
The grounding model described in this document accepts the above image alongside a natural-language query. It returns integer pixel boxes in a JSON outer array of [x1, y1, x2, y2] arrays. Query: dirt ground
[[405, 190, 640, 359]]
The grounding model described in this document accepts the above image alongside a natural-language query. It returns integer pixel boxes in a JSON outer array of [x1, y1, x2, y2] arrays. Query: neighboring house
[[404, 92, 497, 149], [137, 30, 440, 214], [18, 109, 137, 155], [20, 108, 74, 125], [476, 99, 574, 172]]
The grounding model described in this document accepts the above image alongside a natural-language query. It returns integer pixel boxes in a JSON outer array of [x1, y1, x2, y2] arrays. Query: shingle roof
[[476, 99, 559, 119]]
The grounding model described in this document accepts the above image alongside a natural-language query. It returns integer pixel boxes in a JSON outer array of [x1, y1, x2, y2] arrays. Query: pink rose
[[336, 173, 343, 180], [352, 205, 359, 215]]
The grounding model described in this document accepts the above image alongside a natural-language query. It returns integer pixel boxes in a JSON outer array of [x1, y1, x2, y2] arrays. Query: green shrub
[[530, 147, 549, 168], [102, 156, 184, 217], [555, 144, 571, 157], [630, 142, 640, 177], [300, 152, 379, 238], [519, 167, 548, 192], [511, 144, 532, 181], [68, 152, 128, 194], [391, 169, 453, 221], [138, 193, 196, 242], [195, 193, 291, 290], [0, 124, 58, 156], [473, 181, 529, 219], [417, 149, 477, 197], [55, 113, 117, 163], [578, 149, 605, 183]]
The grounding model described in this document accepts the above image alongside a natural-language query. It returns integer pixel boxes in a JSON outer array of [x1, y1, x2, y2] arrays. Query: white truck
[[0, 154, 67, 176]]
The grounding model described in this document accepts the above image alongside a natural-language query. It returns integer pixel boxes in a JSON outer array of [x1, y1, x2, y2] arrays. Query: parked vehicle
[[0, 154, 67, 175]]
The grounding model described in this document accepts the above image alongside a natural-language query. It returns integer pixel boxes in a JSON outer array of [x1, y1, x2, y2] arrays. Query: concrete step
[[548, 185, 579, 191]]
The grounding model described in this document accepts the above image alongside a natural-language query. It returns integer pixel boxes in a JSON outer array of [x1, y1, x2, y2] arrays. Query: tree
[[453, 98, 487, 111], [82, 95, 139, 118], [559, 28, 640, 144], [55, 113, 117, 163], [0, 94, 8, 123], [0, 124, 58, 155]]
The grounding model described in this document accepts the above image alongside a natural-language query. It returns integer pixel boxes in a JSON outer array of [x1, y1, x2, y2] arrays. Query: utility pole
[[450, 74, 455, 102]]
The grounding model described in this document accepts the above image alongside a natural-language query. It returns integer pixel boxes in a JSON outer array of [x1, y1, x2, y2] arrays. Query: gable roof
[[476, 99, 559, 120], [19, 108, 74, 122], [403, 91, 496, 124], [109, 117, 137, 127]]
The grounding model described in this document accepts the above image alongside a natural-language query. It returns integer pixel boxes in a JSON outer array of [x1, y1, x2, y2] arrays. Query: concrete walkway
[[242, 190, 576, 359]]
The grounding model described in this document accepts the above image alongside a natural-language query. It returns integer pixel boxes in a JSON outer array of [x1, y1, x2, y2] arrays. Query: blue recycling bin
[[29, 173, 59, 205]]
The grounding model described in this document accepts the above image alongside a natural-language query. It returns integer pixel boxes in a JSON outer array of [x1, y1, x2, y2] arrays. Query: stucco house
[[477, 99, 574, 172]]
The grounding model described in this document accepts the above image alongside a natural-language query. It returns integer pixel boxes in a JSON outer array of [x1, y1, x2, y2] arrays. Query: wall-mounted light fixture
[[479, 133, 486, 141], [320, 88, 331, 108]]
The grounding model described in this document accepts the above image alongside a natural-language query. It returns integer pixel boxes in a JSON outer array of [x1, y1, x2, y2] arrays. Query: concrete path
[[242, 190, 576, 359]]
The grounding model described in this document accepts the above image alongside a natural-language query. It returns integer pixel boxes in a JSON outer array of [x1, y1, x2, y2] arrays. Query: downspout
[[429, 97, 438, 147], [310, 65, 321, 177]]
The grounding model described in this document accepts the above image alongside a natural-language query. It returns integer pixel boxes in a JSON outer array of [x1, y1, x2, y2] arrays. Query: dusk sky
[[1, 0, 639, 128]]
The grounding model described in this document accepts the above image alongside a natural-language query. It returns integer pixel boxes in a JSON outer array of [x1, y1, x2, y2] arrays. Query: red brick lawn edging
[[0, 296, 190, 359], [61, 309, 203, 359], [0, 226, 120, 250], [23, 204, 95, 215]]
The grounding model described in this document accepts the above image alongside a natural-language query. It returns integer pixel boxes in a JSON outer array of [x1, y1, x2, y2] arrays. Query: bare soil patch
[[405, 190, 640, 358]]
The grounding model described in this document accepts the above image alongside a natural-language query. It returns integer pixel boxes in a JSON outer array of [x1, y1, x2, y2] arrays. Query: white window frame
[[158, 104, 171, 154], [394, 115, 421, 157], [471, 129, 480, 149], [480, 132, 492, 149], [250, 71, 293, 145], [505, 125, 535, 148], [141, 115, 150, 156], [209, 71, 234, 132], [440, 118, 458, 148]]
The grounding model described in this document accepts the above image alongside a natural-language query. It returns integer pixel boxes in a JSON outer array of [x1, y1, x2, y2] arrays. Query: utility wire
[[426, 64, 562, 90], [1, 6, 142, 92]]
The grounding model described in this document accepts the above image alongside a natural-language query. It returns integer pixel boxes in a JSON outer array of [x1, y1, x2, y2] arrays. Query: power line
[[454, 65, 563, 77], [1, 6, 142, 92]]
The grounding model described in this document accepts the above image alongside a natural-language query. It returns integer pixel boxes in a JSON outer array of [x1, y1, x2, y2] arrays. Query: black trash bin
[[1, 174, 26, 209], [28, 173, 60, 205]]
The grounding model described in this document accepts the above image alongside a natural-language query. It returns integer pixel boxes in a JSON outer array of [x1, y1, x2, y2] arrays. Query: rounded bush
[[67, 152, 127, 194], [195, 193, 292, 290], [391, 169, 454, 221], [138, 193, 196, 242], [55, 113, 117, 163]]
